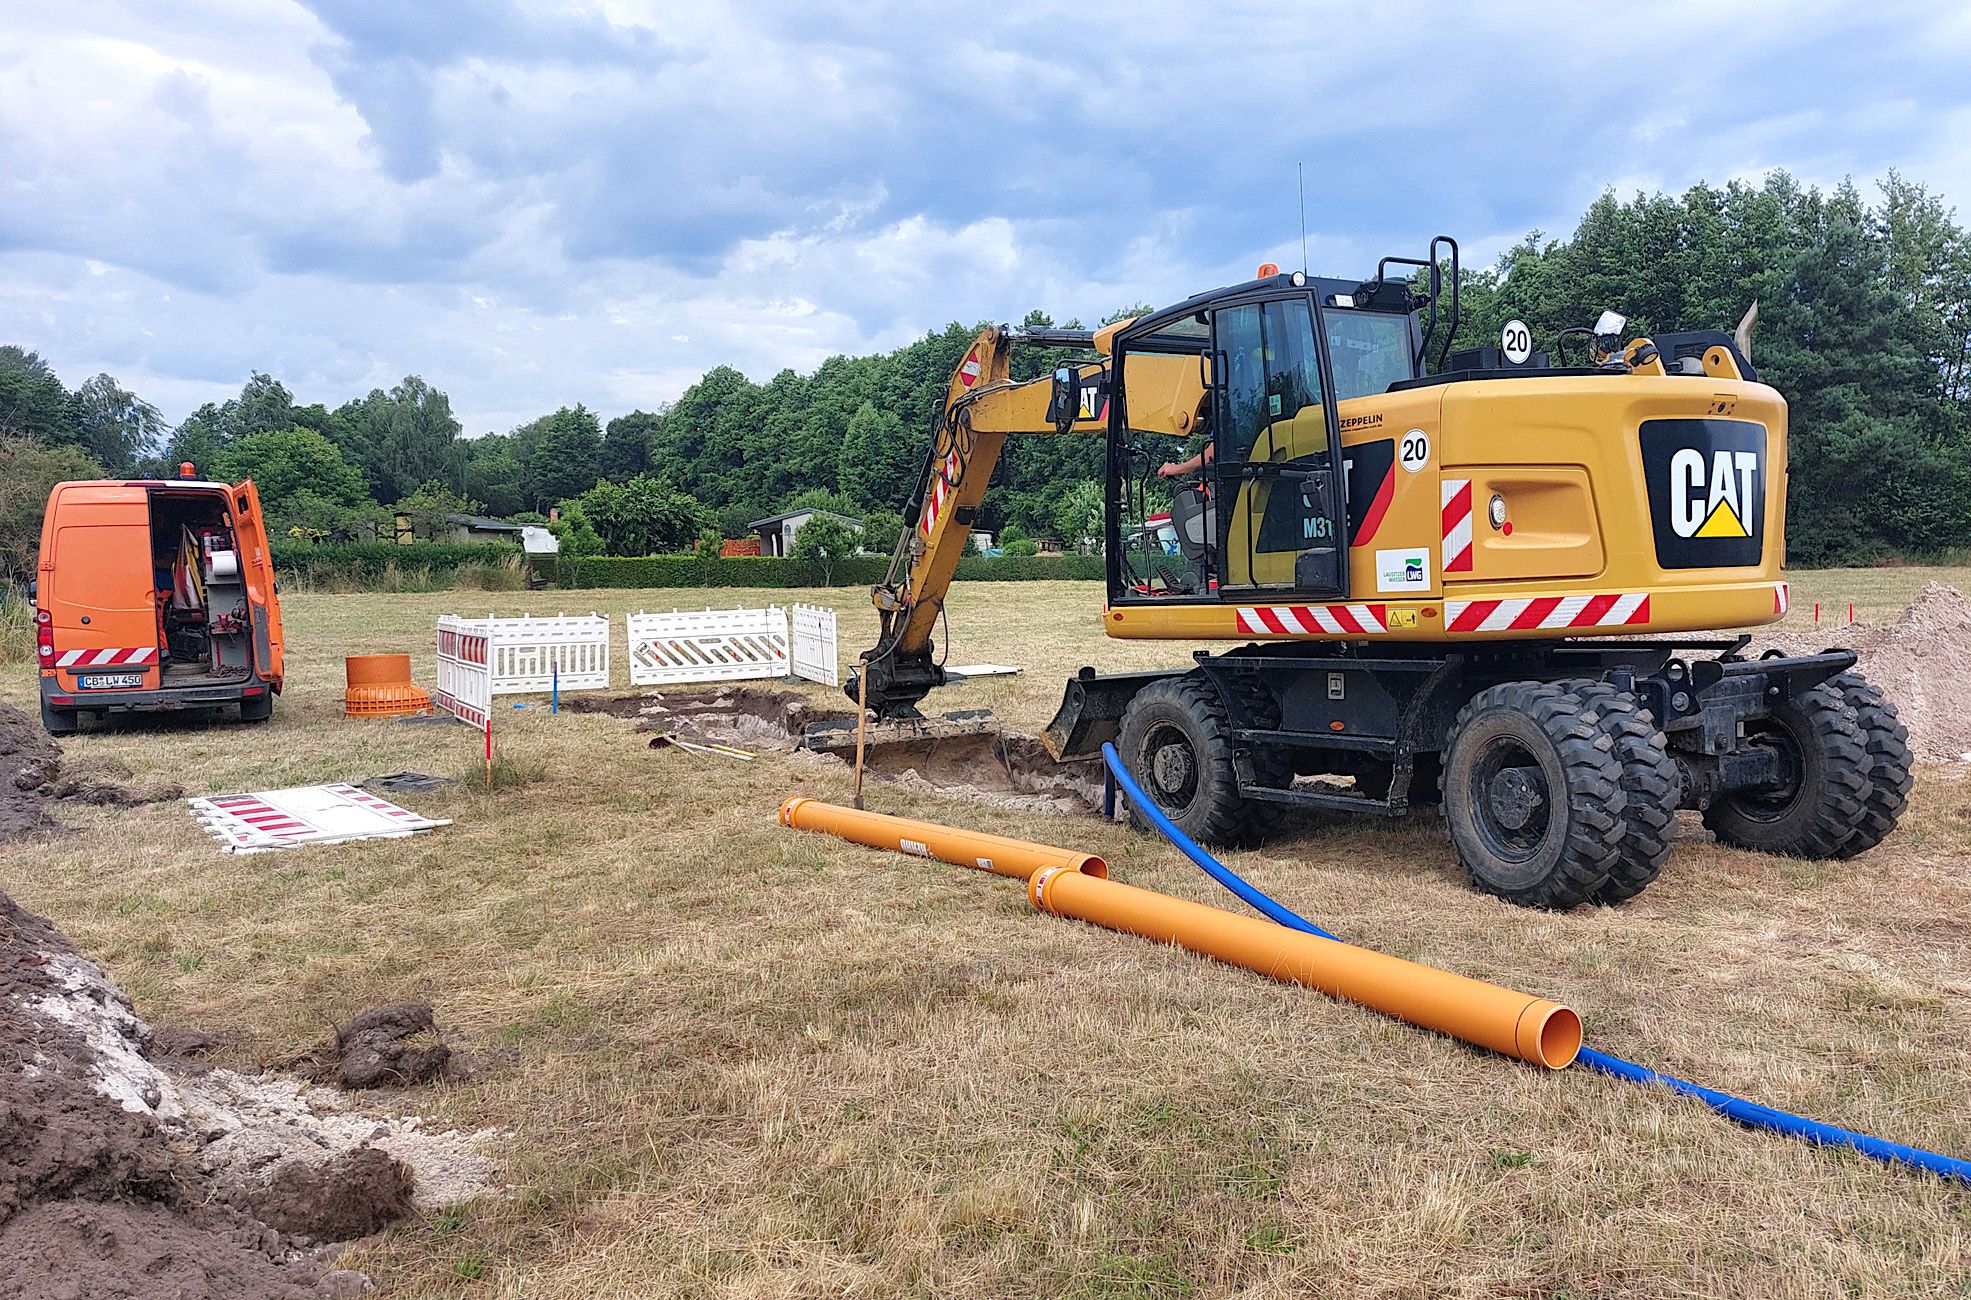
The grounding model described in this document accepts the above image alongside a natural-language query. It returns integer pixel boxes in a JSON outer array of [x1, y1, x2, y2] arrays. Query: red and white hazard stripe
[[1235, 604, 1388, 636], [1774, 581, 1789, 615], [55, 647, 157, 668], [1445, 593, 1651, 634], [919, 445, 962, 538], [1441, 478, 1473, 573], [332, 783, 420, 820], [205, 795, 307, 837]]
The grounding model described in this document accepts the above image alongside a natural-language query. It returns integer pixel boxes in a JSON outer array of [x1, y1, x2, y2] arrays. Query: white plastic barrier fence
[[434, 616, 492, 728], [626, 607, 789, 686], [483, 613, 610, 694], [789, 602, 840, 687], [436, 613, 610, 723]]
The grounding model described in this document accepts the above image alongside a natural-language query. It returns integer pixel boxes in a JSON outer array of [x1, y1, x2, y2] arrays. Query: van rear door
[[46, 497, 159, 687], [230, 480, 284, 690]]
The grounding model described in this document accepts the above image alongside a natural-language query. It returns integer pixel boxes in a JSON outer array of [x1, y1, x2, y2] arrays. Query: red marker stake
[[484, 716, 493, 791]]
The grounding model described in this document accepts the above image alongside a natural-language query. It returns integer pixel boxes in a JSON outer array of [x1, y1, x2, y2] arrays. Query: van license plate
[[78, 673, 143, 690]]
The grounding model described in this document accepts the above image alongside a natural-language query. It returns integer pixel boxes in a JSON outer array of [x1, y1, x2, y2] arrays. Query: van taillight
[[35, 608, 52, 664]]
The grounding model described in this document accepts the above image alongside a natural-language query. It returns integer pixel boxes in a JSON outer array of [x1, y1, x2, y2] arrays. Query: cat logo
[[1640, 419, 1766, 569], [1670, 448, 1759, 539]]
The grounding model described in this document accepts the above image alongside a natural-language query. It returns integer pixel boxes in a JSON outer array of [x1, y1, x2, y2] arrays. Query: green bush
[[539, 552, 1105, 589], [271, 541, 524, 591]]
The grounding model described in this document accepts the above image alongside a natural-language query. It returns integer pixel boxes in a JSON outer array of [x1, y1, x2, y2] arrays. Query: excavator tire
[[1567, 682, 1680, 905], [1116, 676, 1267, 847], [1441, 681, 1625, 910], [1827, 669, 1913, 859], [1701, 681, 1868, 859]]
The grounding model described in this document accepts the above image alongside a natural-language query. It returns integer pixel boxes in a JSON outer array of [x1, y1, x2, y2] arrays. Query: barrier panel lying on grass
[[434, 616, 493, 728], [627, 607, 790, 686], [789, 602, 840, 687]]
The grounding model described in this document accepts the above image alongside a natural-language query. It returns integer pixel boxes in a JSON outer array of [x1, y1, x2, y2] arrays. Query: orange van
[[34, 470, 284, 733]]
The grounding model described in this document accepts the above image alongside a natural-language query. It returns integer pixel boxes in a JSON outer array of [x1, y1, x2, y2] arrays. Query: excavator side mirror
[[1052, 367, 1081, 432]]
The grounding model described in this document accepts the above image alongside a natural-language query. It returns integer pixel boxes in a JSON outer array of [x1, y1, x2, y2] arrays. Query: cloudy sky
[[4, 1, 1968, 434]]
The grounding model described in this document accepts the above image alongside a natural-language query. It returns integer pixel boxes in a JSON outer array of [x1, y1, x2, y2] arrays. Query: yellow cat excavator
[[837, 239, 1911, 909]]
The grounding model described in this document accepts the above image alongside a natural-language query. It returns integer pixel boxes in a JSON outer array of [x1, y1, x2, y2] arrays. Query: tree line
[[3, 167, 1967, 578]]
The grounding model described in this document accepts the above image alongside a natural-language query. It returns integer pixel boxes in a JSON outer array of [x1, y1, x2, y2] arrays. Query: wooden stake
[[852, 657, 871, 810]]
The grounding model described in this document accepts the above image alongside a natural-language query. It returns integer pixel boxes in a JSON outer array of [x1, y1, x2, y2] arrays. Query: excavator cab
[[1106, 273, 1418, 606]]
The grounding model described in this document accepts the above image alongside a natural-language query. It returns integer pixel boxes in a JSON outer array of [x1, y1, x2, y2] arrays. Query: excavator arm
[[847, 320, 1205, 718]]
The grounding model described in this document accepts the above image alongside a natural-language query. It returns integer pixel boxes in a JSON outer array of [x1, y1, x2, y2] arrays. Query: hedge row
[[271, 540, 523, 589], [538, 553, 1106, 589]]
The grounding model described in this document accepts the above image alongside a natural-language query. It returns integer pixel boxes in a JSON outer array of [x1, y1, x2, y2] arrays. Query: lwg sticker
[[1639, 419, 1766, 569]]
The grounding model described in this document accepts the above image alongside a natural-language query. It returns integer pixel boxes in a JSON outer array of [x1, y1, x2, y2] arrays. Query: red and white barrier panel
[[188, 783, 450, 855], [627, 607, 789, 686], [434, 615, 493, 728]]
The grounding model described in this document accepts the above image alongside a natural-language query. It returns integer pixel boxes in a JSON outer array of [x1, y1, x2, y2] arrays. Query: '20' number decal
[[1501, 319, 1533, 365], [1399, 429, 1431, 473]]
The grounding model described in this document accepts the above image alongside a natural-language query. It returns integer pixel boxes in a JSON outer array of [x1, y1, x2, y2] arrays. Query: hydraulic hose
[[1099, 745, 1334, 940], [1098, 743, 1971, 1187]]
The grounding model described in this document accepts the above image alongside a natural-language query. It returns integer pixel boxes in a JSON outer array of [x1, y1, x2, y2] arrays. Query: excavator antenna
[[1298, 161, 1309, 276]]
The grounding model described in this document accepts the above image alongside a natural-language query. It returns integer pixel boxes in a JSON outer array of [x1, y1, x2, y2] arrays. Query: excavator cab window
[[1211, 296, 1347, 595]]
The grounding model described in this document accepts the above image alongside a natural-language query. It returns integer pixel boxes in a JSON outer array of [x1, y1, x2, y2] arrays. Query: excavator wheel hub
[[1150, 740, 1196, 795], [1487, 766, 1545, 832]]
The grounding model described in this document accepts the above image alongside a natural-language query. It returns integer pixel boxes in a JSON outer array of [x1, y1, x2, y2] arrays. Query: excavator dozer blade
[[1042, 669, 1182, 761]]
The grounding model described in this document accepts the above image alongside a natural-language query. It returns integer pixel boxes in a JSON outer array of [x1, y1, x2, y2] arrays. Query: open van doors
[[231, 480, 284, 691]]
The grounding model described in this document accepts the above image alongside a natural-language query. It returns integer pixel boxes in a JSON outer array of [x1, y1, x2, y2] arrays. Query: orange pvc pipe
[[1027, 866, 1580, 1069], [779, 797, 1107, 880]]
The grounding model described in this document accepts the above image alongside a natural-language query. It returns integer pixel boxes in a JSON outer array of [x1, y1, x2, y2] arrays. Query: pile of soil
[[318, 1002, 456, 1090], [0, 700, 181, 843], [1, 888, 502, 1298], [1771, 581, 1971, 762]]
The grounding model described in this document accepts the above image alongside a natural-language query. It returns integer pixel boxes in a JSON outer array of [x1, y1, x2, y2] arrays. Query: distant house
[[748, 508, 863, 557], [445, 512, 527, 545]]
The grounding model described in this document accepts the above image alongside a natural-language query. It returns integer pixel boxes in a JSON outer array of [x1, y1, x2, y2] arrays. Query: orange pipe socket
[[1028, 866, 1581, 1069], [779, 797, 1107, 880]]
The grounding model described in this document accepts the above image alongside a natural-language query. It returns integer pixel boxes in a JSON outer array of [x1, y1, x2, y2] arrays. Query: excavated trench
[[572, 686, 1107, 814], [583, 585, 1971, 818]]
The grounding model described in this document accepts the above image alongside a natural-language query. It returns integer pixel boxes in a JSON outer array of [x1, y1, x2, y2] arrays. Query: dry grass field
[[6, 568, 1971, 1298]]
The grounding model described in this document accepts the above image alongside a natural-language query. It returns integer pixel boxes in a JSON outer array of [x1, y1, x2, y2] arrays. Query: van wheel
[[240, 694, 274, 723], [40, 701, 79, 735]]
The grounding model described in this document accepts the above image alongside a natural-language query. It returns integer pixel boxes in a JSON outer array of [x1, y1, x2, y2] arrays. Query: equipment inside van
[[35, 469, 284, 734]]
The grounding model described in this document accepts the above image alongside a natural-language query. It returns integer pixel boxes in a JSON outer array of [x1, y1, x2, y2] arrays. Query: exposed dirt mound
[[328, 1002, 454, 1089], [0, 701, 183, 843], [1, 888, 503, 1298], [0, 702, 63, 840], [1771, 581, 1971, 762], [250, 1148, 416, 1243]]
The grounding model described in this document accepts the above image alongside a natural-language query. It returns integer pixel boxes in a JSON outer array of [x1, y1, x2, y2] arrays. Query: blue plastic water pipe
[[1098, 742, 1971, 1186]]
